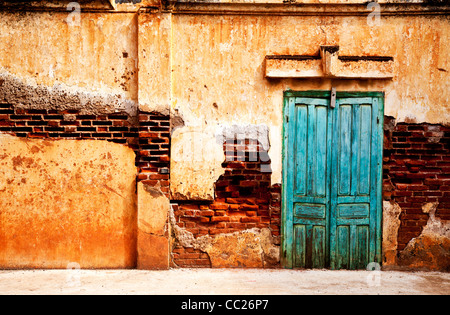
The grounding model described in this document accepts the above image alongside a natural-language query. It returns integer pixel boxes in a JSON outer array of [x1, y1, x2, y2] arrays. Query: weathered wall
[[0, 2, 448, 270], [399, 202, 450, 271], [170, 137, 281, 268], [0, 135, 137, 268], [137, 182, 170, 270]]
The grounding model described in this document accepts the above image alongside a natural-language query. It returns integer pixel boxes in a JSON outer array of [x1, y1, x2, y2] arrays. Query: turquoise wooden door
[[282, 91, 384, 270]]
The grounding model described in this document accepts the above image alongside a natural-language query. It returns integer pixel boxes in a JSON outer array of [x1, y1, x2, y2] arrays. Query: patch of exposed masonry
[[167, 123, 277, 266], [399, 202, 450, 271], [170, 123, 271, 201], [0, 71, 137, 117], [169, 206, 280, 268]]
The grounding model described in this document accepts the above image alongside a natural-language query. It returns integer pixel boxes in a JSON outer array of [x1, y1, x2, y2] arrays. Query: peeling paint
[[171, 123, 272, 201], [399, 202, 450, 271], [170, 125, 225, 201], [0, 70, 137, 117], [0, 11, 139, 113], [163, 13, 450, 186]]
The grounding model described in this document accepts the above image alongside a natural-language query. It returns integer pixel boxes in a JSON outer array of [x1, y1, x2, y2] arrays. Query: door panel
[[338, 104, 352, 196], [330, 96, 382, 269], [282, 91, 383, 270], [294, 105, 307, 195], [290, 97, 331, 268], [335, 225, 369, 270], [359, 105, 372, 195], [295, 204, 326, 218], [293, 224, 327, 269]]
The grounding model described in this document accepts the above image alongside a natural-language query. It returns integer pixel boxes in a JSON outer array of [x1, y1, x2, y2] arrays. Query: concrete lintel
[[265, 46, 394, 79], [161, 2, 450, 16]]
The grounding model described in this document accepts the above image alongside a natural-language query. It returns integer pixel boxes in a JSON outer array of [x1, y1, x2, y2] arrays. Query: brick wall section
[[0, 103, 170, 197], [171, 138, 281, 268], [137, 112, 170, 198], [383, 119, 450, 251], [0, 103, 139, 146]]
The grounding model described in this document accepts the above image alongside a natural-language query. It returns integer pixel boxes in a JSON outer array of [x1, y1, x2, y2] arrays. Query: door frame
[[281, 90, 385, 269]]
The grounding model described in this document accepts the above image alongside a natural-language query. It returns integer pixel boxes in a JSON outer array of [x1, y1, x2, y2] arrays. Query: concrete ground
[[0, 268, 449, 295]]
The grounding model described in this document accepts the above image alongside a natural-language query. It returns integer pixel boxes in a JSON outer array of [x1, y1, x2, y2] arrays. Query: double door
[[282, 91, 384, 269]]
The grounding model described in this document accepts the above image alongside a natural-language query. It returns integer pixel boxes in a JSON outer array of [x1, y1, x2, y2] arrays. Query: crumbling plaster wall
[[0, 4, 448, 269], [383, 201, 450, 271], [382, 120, 450, 270], [399, 202, 450, 271]]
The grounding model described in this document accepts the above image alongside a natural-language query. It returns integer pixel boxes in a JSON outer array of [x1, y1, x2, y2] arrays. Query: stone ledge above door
[[265, 46, 394, 79]]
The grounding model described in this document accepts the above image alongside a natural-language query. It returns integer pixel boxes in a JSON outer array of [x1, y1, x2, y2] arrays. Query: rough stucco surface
[[137, 182, 170, 269], [0, 135, 137, 269], [0, 71, 137, 116], [0, 5, 448, 271], [138, 182, 170, 236], [170, 125, 225, 201], [382, 201, 402, 266], [201, 228, 279, 268], [138, 13, 171, 116], [1, 10, 448, 197], [0, 11, 138, 115]]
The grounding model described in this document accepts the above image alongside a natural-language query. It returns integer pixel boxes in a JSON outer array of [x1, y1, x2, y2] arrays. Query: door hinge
[[330, 87, 337, 109]]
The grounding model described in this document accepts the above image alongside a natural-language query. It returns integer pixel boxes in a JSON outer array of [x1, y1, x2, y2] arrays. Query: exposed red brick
[[171, 136, 281, 268], [209, 203, 229, 210], [384, 121, 450, 253]]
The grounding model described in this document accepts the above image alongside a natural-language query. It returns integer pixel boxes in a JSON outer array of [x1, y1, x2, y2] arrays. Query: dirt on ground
[[0, 268, 448, 295]]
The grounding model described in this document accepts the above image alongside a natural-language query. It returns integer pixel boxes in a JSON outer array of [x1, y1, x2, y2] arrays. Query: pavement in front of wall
[[0, 268, 449, 295]]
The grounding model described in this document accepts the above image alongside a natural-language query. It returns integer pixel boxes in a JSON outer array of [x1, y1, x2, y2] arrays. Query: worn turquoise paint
[[282, 91, 384, 270]]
